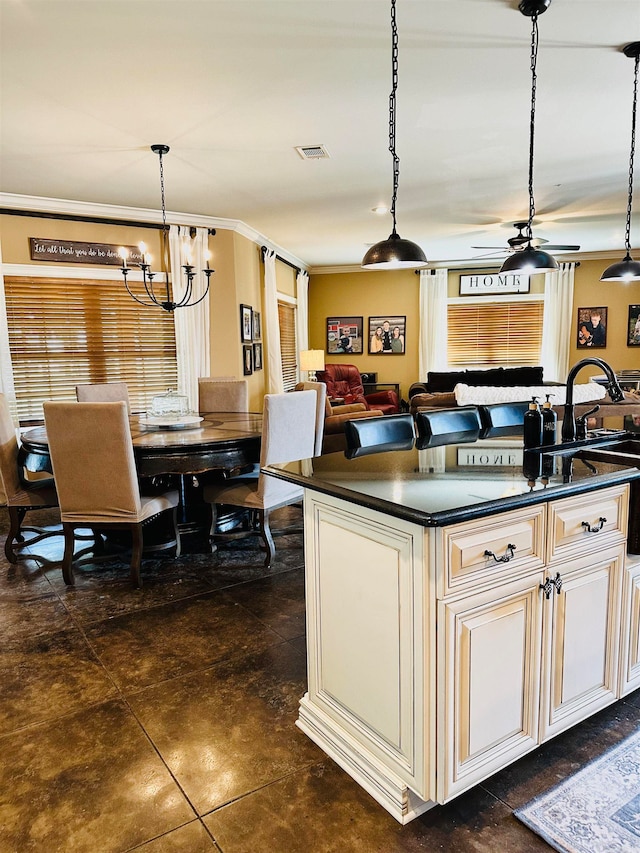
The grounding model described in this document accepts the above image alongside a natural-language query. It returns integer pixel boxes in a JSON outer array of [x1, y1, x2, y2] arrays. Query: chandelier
[[119, 145, 213, 312]]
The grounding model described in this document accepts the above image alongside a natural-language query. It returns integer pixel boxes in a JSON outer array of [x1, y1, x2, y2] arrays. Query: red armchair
[[317, 364, 400, 415]]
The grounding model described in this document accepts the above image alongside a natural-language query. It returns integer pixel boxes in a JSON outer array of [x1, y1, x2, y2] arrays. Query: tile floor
[[1, 506, 640, 852]]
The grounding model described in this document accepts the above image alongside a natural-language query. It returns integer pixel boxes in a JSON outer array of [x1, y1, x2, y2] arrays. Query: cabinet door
[[540, 546, 624, 742], [619, 554, 640, 696], [437, 574, 543, 802]]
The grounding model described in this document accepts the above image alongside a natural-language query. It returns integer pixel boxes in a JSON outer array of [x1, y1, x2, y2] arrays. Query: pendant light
[[601, 43, 640, 283], [362, 0, 427, 270], [500, 0, 558, 276]]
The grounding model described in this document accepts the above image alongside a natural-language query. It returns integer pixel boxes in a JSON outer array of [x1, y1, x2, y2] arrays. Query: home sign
[[459, 272, 530, 295]]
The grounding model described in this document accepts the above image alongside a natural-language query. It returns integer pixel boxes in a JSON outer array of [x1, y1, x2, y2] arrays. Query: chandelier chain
[[158, 150, 168, 233], [526, 12, 539, 243], [625, 51, 639, 254], [388, 0, 399, 236]]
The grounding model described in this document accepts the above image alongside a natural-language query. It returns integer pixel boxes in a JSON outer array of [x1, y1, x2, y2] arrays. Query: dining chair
[[76, 382, 131, 414], [43, 401, 180, 588], [203, 390, 317, 567], [0, 394, 60, 563], [343, 413, 415, 459], [198, 378, 248, 413], [292, 381, 328, 457]]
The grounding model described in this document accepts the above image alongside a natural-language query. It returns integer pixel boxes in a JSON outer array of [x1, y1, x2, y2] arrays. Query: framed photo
[[240, 304, 253, 343], [326, 316, 363, 354], [368, 315, 406, 354], [628, 305, 640, 346], [577, 306, 607, 348], [243, 344, 253, 375], [253, 342, 263, 370], [253, 311, 262, 341]]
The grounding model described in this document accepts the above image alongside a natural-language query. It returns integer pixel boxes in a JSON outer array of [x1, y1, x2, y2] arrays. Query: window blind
[[277, 300, 298, 391], [5, 276, 177, 423], [447, 300, 544, 367]]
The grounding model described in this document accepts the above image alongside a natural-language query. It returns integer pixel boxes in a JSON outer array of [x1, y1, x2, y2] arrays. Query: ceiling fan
[[471, 222, 580, 258]]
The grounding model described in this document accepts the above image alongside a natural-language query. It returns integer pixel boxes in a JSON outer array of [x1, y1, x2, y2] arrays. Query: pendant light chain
[[526, 13, 539, 244], [158, 148, 168, 234], [625, 51, 639, 255], [388, 0, 399, 237]]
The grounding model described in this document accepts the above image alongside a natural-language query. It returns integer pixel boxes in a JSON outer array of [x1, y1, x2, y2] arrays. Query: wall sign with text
[[29, 238, 144, 266], [459, 273, 530, 295]]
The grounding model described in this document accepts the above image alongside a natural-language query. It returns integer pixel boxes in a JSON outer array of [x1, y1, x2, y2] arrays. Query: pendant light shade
[[500, 1, 558, 276], [601, 42, 640, 283], [500, 245, 559, 275], [362, 0, 426, 270], [362, 233, 427, 270]]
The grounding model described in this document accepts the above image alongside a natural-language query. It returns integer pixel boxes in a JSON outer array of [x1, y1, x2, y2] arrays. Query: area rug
[[514, 729, 640, 852]]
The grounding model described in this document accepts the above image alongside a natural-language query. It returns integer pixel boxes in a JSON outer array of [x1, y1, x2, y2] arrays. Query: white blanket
[[454, 383, 606, 407]]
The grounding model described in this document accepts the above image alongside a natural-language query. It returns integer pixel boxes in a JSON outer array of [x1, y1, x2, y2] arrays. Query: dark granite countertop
[[265, 437, 640, 527]]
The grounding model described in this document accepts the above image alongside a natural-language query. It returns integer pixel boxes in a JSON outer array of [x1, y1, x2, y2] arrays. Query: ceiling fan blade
[[471, 250, 509, 259], [542, 244, 581, 251], [470, 245, 509, 250]]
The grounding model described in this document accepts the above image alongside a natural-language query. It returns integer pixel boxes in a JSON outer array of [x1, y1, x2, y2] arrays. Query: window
[[447, 299, 544, 367], [5, 276, 177, 422], [277, 299, 297, 391]]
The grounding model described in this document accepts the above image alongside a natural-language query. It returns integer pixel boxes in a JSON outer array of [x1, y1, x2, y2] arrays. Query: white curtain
[[419, 268, 448, 379], [263, 248, 284, 394], [295, 269, 309, 356], [0, 241, 18, 427], [540, 262, 576, 382], [169, 225, 211, 410]]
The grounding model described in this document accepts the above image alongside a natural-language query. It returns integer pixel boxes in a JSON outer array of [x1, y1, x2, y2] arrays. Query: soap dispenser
[[541, 394, 557, 446], [523, 396, 543, 449]]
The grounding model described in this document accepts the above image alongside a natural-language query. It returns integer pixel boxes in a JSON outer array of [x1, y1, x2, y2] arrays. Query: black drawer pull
[[540, 572, 563, 600], [581, 517, 607, 533], [484, 543, 516, 563]]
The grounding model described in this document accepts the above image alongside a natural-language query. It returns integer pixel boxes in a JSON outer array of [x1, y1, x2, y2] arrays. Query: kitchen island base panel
[[297, 697, 436, 825], [300, 484, 635, 824]]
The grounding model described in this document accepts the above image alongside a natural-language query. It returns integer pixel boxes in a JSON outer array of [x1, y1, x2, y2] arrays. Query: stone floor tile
[[130, 820, 219, 852], [0, 699, 195, 853], [128, 642, 320, 815], [83, 590, 285, 691], [224, 567, 306, 640]]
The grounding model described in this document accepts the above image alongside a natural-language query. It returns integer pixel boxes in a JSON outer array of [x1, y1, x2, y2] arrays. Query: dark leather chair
[[317, 364, 400, 415], [415, 406, 482, 449], [344, 414, 415, 459], [478, 402, 528, 438]]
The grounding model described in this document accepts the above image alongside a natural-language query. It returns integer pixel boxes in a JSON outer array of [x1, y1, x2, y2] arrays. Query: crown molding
[[0, 193, 308, 272]]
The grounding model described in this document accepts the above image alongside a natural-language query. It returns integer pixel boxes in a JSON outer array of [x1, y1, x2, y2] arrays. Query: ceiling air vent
[[295, 144, 330, 160]]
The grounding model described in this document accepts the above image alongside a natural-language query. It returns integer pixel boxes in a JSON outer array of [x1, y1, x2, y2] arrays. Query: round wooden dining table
[[19, 412, 263, 540]]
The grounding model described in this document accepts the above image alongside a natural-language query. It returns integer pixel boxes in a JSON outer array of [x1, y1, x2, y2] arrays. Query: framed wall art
[[243, 344, 253, 375], [253, 311, 262, 341], [628, 305, 640, 346], [577, 306, 607, 348], [253, 342, 263, 370], [368, 315, 406, 354], [240, 304, 253, 343], [326, 316, 363, 354]]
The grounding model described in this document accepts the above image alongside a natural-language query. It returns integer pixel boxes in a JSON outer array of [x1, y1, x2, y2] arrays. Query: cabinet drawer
[[547, 485, 628, 564], [439, 505, 546, 597]]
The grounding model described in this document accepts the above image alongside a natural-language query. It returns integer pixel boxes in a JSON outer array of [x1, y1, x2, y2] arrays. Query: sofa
[[317, 364, 400, 415], [409, 366, 548, 415]]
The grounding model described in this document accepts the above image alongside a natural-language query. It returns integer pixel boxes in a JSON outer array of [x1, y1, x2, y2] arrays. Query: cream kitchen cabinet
[[299, 483, 632, 824]]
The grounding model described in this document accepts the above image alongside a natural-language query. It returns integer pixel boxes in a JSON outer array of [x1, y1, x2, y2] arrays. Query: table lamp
[[299, 349, 325, 382]]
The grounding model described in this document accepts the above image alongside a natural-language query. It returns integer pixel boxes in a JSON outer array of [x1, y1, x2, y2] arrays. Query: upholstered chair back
[[76, 382, 131, 414], [198, 378, 249, 413], [316, 364, 367, 406], [44, 401, 142, 523], [256, 390, 317, 505], [292, 382, 327, 457], [0, 394, 21, 502]]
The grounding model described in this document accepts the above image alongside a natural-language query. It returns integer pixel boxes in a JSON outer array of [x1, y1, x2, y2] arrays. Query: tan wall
[[569, 259, 640, 378], [308, 261, 640, 399], [0, 213, 268, 410], [308, 269, 420, 400]]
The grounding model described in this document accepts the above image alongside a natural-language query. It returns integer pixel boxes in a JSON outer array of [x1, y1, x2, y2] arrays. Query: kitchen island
[[265, 438, 640, 823]]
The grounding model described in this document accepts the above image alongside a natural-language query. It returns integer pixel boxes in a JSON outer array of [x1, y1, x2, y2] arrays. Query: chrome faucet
[[561, 357, 625, 443]]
